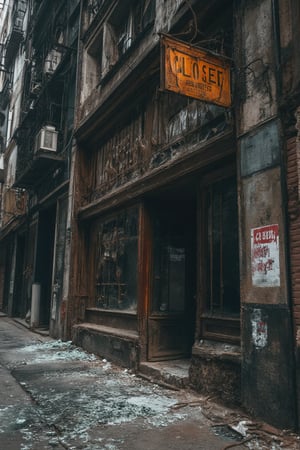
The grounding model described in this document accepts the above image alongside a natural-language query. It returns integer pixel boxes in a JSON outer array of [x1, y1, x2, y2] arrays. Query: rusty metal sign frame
[[160, 34, 231, 108]]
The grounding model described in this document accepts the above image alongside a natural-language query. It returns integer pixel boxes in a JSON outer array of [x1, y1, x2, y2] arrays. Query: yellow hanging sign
[[161, 35, 231, 107]]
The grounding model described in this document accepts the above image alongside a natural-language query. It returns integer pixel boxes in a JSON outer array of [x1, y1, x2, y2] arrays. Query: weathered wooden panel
[[89, 93, 231, 201], [148, 316, 189, 360], [93, 115, 144, 200]]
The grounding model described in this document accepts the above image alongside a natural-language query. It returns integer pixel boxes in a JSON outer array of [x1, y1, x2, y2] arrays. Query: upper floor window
[[86, 0, 155, 82]]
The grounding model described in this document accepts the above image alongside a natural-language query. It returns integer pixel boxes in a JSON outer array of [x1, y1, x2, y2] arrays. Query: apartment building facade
[[0, 0, 80, 337]]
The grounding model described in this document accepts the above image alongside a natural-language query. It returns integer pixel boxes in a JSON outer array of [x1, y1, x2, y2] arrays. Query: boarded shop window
[[95, 207, 139, 312], [200, 176, 240, 343]]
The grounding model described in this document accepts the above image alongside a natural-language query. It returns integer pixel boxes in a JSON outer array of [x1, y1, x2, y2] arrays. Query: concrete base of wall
[[189, 340, 241, 406], [242, 304, 297, 429], [72, 323, 139, 370]]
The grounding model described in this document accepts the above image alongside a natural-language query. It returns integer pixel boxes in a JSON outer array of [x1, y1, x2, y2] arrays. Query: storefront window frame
[[199, 169, 241, 344], [93, 205, 140, 314]]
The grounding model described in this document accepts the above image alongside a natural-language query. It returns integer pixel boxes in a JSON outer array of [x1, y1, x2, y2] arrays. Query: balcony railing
[[5, 15, 24, 68], [1, 187, 27, 226]]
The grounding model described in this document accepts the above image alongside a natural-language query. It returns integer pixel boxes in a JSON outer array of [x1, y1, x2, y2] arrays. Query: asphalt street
[[0, 315, 299, 450]]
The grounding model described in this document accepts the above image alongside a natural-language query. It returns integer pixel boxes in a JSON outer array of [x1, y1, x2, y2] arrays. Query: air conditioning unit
[[34, 125, 58, 153]]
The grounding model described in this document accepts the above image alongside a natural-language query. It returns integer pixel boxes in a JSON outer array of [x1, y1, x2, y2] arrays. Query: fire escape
[[13, 0, 79, 189], [5, 1, 26, 66], [0, 0, 26, 112], [0, 1, 28, 225], [0, 42, 6, 184], [0, 0, 25, 108]]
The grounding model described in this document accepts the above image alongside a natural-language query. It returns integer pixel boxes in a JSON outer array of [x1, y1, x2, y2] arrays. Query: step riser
[[72, 326, 139, 370], [139, 363, 189, 389]]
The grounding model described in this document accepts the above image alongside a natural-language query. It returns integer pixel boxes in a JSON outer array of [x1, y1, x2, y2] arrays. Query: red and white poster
[[251, 224, 280, 287]]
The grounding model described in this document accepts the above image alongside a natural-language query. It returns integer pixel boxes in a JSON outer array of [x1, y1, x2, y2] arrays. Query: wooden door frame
[[138, 202, 152, 362], [141, 197, 197, 361]]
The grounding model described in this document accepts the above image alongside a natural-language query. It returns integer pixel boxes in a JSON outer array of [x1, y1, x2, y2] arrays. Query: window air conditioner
[[34, 125, 58, 153]]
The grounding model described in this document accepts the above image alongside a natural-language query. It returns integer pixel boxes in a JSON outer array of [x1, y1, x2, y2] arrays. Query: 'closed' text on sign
[[161, 35, 231, 107]]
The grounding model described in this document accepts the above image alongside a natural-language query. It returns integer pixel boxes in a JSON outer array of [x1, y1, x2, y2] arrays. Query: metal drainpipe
[[271, 0, 282, 97]]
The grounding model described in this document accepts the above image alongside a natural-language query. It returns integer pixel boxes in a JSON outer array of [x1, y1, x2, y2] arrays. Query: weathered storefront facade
[[1, 0, 300, 432], [71, 0, 238, 367], [67, 0, 298, 430]]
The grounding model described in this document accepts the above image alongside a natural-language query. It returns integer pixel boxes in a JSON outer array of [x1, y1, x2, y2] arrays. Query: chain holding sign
[[251, 224, 280, 287]]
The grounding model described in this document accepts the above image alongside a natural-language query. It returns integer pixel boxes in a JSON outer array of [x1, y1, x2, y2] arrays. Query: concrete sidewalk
[[0, 315, 299, 450]]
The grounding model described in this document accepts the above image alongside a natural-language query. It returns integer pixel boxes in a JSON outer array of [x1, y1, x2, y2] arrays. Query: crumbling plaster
[[239, 0, 277, 134]]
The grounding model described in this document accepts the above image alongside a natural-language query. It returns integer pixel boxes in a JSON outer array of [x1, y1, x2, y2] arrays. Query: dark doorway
[[13, 234, 26, 317], [35, 205, 56, 327], [147, 183, 197, 361], [1, 241, 13, 314]]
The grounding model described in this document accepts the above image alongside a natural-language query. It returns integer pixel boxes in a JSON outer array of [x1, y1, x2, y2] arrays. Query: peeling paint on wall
[[155, 0, 182, 33], [251, 308, 268, 349]]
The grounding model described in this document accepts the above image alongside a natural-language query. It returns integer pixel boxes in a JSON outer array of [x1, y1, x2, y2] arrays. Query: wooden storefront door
[[147, 197, 196, 361]]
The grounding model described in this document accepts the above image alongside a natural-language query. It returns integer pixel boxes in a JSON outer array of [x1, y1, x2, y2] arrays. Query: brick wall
[[287, 124, 300, 332]]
